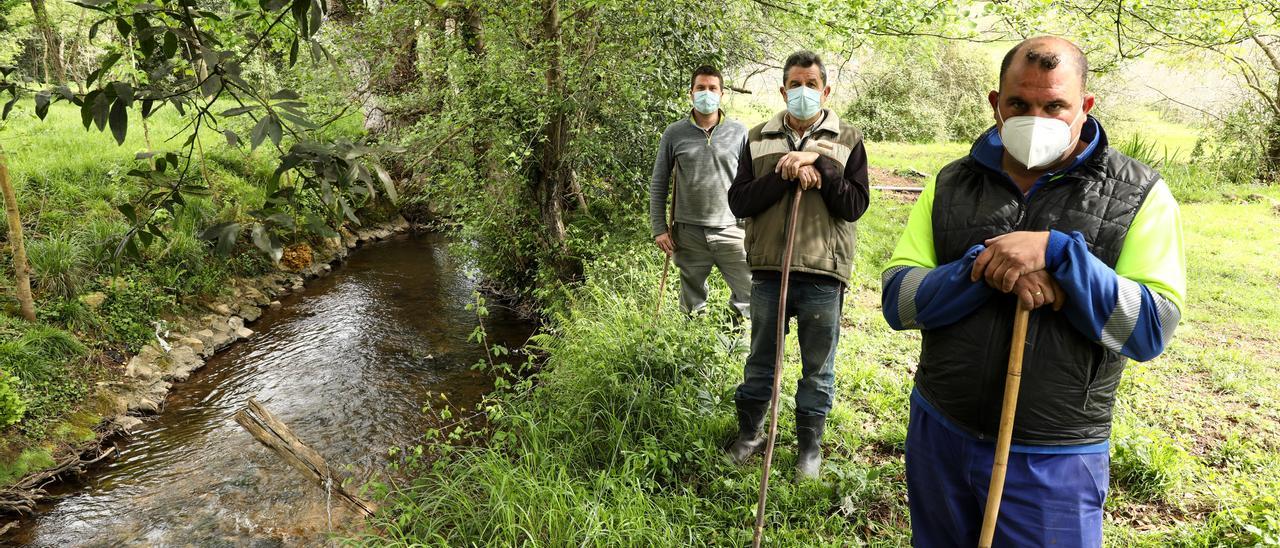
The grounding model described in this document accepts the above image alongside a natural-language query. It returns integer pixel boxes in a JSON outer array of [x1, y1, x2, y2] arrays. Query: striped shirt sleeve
[[881, 181, 997, 330], [1047, 180, 1185, 361]]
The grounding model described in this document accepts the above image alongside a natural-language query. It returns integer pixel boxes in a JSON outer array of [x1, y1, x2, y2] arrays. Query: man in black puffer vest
[[881, 36, 1186, 546]]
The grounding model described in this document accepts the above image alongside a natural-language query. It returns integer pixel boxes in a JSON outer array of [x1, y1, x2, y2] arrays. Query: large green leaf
[[109, 97, 128, 145], [34, 91, 50, 120], [199, 221, 242, 256], [250, 115, 271, 150], [375, 164, 398, 203], [250, 224, 284, 263]]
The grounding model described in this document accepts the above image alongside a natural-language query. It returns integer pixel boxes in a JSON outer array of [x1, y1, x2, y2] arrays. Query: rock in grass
[[206, 302, 232, 316], [177, 337, 205, 355], [392, 215, 410, 232], [125, 359, 159, 380], [165, 346, 204, 382], [242, 285, 270, 307], [125, 345, 167, 380]]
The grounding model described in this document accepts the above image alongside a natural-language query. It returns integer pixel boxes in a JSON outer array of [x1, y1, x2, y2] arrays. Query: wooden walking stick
[[654, 256, 672, 319], [654, 171, 678, 321], [978, 303, 1033, 548], [752, 189, 805, 548]]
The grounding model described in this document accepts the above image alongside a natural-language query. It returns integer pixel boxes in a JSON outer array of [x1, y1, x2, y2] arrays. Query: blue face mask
[[692, 90, 720, 115], [786, 86, 822, 120]]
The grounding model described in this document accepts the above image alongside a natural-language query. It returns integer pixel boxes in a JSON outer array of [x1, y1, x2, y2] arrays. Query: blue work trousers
[[906, 399, 1109, 547]]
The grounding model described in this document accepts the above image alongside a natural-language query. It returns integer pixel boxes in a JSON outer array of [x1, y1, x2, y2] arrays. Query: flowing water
[[5, 232, 534, 547]]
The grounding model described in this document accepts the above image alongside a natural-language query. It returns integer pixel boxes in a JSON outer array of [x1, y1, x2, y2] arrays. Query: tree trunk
[[325, 0, 349, 21], [1, 152, 36, 322], [460, 6, 493, 182], [29, 0, 65, 84], [535, 0, 577, 281], [538, 0, 568, 246], [1264, 116, 1280, 183]]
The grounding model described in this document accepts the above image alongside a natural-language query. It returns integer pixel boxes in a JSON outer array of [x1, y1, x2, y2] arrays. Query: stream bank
[[3, 222, 534, 545]]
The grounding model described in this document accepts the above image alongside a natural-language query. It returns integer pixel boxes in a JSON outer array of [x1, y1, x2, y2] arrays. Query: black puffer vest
[[918, 126, 1160, 445]]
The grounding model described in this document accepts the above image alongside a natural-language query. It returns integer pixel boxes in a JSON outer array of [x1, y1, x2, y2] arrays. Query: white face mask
[[997, 105, 1084, 170]]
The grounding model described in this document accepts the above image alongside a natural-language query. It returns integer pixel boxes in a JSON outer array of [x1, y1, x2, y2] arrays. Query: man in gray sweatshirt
[[649, 65, 752, 320]]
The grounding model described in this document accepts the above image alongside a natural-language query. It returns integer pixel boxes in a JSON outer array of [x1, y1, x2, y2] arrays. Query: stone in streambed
[[131, 398, 160, 415], [238, 304, 262, 323], [164, 346, 204, 382], [114, 415, 144, 432]]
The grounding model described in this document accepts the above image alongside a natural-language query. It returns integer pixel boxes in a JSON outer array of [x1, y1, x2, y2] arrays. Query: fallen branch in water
[[234, 398, 377, 518]]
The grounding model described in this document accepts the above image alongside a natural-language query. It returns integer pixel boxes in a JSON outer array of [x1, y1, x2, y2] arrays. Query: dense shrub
[[0, 372, 25, 428], [1192, 100, 1276, 185], [846, 42, 993, 143], [96, 274, 175, 351]]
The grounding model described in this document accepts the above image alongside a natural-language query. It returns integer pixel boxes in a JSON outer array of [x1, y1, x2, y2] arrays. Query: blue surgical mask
[[786, 86, 822, 120], [692, 90, 720, 115]]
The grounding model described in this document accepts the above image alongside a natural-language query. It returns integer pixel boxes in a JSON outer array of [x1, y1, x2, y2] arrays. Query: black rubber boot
[[795, 414, 826, 480], [727, 399, 769, 464]]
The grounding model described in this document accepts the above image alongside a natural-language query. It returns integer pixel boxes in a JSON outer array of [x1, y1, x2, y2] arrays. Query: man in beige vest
[[725, 51, 871, 479]]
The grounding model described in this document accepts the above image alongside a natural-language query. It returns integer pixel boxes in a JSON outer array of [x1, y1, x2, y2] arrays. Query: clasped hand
[[775, 151, 822, 190], [970, 231, 1065, 311]]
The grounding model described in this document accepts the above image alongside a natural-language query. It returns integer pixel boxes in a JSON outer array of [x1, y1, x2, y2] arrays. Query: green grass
[[866, 141, 969, 183], [1104, 108, 1203, 163]]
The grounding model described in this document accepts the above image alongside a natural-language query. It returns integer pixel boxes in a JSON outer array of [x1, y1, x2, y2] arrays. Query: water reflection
[[7, 232, 533, 546]]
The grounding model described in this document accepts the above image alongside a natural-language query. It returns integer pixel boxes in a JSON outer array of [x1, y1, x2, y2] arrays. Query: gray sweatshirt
[[649, 113, 748, 237]]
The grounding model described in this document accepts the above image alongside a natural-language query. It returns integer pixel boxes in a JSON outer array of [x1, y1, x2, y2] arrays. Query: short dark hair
[[690, 65, 723, 90], [783, 51, 826, 86], [998, 38, 1088, 91]]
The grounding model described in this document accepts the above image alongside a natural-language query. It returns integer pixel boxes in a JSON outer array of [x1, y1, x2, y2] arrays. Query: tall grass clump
[[78, 216, 131, 270], [26, 234, 90, 300], [1116, 134, 1177, 170]]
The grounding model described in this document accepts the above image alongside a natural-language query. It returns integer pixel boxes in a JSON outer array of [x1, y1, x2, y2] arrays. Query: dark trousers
[[734, 277, 842, 417]]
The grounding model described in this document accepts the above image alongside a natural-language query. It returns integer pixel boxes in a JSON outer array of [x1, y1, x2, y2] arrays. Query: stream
[[5, 232, 535, 547]]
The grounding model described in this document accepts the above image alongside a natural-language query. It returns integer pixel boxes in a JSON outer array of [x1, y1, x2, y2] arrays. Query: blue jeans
[[735, 277, 842, 417], [906, 399, 1108, 547]]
